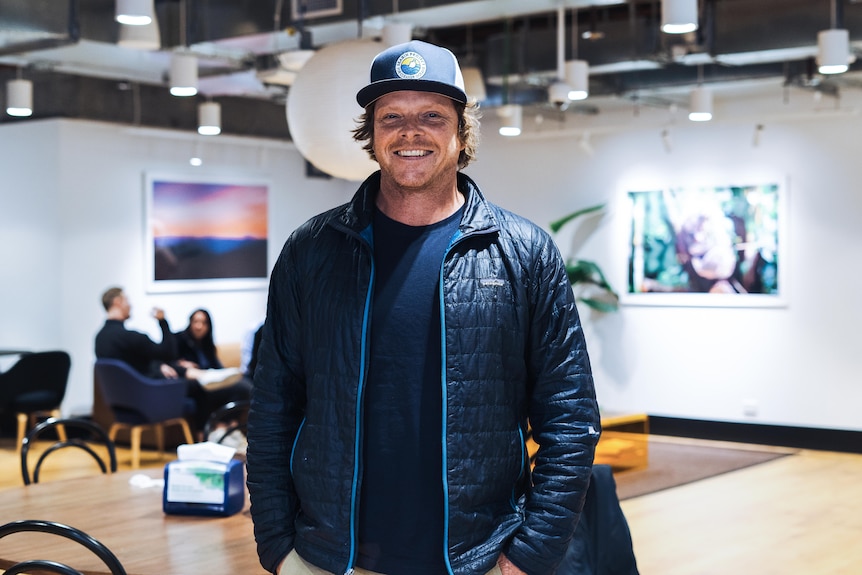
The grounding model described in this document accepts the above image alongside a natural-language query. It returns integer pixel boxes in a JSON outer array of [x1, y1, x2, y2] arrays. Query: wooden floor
[[620, 442, 862, 575], [0, 437, 173, 489], [2, 437, 861, 574]]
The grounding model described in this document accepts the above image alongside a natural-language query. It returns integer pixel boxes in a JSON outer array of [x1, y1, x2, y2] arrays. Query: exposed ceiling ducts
[[1, 0, 861, 139]]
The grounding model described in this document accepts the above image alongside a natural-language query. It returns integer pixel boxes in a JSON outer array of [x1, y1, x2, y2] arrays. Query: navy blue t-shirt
[[357, 206, 462, 575]]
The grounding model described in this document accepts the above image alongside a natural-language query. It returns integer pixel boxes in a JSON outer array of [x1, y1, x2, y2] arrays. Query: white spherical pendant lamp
[[286, 39, 382, 181]]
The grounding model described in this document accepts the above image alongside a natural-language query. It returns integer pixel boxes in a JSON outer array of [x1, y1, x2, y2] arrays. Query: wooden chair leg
[[178, 419, 195, 445], [49, 409, 67, 441], [108, 423, 120, 443], [130, 426, 143, 469], [155, 424, 165, 458], [15, 413, 27, 453]]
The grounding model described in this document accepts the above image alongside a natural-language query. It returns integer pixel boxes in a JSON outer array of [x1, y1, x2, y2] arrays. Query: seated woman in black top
[[176, 308, 224, 371], [174, 309, 252, 440]]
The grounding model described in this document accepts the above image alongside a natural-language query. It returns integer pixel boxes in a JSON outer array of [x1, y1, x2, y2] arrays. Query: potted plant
[[550, 204, 619, 313]]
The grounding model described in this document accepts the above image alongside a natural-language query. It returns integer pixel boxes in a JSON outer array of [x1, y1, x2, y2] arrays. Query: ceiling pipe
[[1, 0, 859, 137], [557, 5, 565, 82], [547, 5, 572, 109], [566, 6, 589, 101]]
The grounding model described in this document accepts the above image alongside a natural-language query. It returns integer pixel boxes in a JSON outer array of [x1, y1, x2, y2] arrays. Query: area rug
[[613, 437, 793, 500]]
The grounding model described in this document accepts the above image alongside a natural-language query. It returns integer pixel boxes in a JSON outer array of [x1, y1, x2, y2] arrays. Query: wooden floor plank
[[621, 448, 862, 574]]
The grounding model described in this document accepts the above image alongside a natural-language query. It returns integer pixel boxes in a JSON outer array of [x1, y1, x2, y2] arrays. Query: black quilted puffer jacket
[[247, 171, 601, 575]]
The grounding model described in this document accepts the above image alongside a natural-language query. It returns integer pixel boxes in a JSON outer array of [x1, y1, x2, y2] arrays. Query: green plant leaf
[[549, 203, 605, 234], [552, 203, 619, 313], [578, 296, 620, 313], [566, 260, 617, 294]]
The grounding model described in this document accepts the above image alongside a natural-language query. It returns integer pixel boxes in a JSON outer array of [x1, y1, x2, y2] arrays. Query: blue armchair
[[93, 359, 195, 468]]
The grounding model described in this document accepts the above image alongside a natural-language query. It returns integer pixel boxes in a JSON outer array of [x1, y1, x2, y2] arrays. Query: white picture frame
[[623, 180, 787, 308], [144, 172, 270, 293]]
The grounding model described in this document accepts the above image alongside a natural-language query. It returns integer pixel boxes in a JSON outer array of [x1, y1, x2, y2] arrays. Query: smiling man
[[246, 40, 600, 575]]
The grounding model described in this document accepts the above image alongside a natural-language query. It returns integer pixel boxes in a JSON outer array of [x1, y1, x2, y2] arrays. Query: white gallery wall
[[466, 89, 862, 433], [2, 87, 861, 433], [0, 119, 355, 416]]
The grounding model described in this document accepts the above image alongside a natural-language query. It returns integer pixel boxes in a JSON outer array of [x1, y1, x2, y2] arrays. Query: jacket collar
[[335, 170, 500, 238]]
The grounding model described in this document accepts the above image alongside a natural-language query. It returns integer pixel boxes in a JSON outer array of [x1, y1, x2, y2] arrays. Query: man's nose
[[400, 116, 424, 135]]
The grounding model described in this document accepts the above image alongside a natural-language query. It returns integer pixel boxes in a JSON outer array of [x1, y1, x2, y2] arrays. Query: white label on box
[[166, 461, 226, 504]]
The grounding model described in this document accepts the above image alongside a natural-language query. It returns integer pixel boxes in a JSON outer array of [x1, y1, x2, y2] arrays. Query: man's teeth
[[396, 150, 429, 157]]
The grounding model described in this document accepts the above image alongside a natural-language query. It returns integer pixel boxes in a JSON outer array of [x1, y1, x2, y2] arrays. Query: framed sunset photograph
[[144, 172, 269, 293]]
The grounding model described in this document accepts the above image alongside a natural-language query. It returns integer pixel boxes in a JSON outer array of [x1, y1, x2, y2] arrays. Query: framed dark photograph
[[144, 172, 269, 293], [625, 182, 786, 307]]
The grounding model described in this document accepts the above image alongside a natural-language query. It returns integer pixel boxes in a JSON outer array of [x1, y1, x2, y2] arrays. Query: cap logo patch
[[395, 51, 426, 79]]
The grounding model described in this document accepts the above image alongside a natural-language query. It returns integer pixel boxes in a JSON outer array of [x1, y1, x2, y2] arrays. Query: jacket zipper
[[437, 222, 499, 573], [439, 229, 468, 575], [345, 225, 375, 575]]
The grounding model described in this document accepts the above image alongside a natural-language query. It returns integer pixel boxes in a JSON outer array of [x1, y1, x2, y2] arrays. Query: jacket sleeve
[[246, 239, 306, 574], [506, 230, 602, 575]]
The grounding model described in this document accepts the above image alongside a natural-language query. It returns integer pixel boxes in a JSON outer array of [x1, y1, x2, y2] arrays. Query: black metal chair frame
[[20, 417, 118, 485], [203, 399, 250, 444], [0, 519, 127, 575], [4, 559, 84, 575]]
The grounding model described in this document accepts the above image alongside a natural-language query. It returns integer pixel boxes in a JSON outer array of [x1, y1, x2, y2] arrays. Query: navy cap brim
[[356, 79, 468, 108]]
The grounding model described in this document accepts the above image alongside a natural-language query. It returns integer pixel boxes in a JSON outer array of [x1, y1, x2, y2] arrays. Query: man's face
[[115, 293, 131, 320], [372, 91, 464, 192]]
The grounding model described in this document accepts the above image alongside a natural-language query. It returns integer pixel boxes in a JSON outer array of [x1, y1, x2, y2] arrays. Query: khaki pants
[[279, 549, 503, 575]]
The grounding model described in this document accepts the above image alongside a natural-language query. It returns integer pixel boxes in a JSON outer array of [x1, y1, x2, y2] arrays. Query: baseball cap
[[356, 40, 467, 108]]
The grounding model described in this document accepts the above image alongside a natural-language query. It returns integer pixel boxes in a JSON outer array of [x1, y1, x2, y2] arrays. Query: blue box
[[163, 457, 245, 517]]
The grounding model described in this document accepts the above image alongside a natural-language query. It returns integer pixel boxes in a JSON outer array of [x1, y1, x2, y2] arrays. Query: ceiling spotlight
[[565, 60, 589, 101], [115, 0, 153, 26], [548, 82, 571, 110], [817, 29, 850, 74], [688, 86, 713, 121], [661, 0, 698, 34], [498, 104, 522, 137], [118, 8, 160, 50], [198, 101, 221, 136], [6, 78, 33, 117], [170, 52, 198, 97]]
